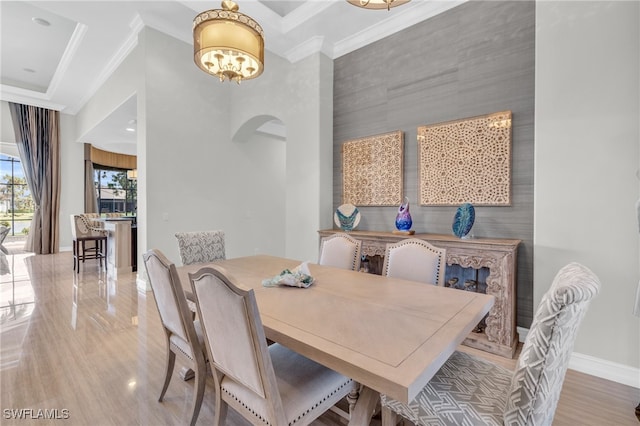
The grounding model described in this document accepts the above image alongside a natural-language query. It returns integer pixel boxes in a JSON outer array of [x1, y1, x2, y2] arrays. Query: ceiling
[[0, 0, 464, 155]]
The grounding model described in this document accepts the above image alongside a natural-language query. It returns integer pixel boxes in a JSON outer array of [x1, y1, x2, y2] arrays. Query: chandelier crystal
[[346, 0, 411, 11], [193, 1, 264, 83]]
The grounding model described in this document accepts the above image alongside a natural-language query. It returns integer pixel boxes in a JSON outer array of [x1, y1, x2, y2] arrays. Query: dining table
[[177, 254, 495, 426]]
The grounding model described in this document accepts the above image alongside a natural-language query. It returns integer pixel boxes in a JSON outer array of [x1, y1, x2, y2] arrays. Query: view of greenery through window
[[0, 154, 33, 237], [0, 157, 137, 237], [94, 167, 137, 215]]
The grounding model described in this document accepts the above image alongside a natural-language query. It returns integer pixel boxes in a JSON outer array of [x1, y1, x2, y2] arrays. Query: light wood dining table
[[177, 255, 495, 426]]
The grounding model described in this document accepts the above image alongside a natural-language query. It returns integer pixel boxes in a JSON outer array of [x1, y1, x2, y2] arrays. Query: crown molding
[[281, 1, 336, 33], [65, 14, 143, 115], [333, 0, 465, 58], [0, 85, 66, 111], [285, 36, 328, 63]]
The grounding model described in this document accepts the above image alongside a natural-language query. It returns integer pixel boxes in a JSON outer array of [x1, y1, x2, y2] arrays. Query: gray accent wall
[[333, 1, 535, 327]]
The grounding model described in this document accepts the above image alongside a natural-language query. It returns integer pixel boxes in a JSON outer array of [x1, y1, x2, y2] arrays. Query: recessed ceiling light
[[125, 127, 136, 132], [23, 68, 36, 73], [32, 17, 51, 26]]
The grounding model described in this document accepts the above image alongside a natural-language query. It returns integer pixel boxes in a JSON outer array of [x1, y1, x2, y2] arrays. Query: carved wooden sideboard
[[318, 229, 520, 358]]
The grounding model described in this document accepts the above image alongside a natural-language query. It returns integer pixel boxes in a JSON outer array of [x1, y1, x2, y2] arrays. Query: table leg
[[348, 386, 379, 426]]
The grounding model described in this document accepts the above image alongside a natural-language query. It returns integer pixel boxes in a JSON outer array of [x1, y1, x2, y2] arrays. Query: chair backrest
[[189, 266, 285, 423], [382, 238, 447, 285], [318, 232, 362, 271], [503, 262, 601, 425], [71, 214, 107, 239], [143, 249, 200, 354], [80, 213, 103, 229], [0, 225, 9, 243], [175, 230, 226, 265]]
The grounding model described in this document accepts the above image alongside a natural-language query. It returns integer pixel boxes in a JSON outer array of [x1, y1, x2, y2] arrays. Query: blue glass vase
[[395, 197, 412, 231]]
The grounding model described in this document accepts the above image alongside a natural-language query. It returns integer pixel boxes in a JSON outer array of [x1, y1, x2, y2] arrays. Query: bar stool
[[70, 214, 108, 273]]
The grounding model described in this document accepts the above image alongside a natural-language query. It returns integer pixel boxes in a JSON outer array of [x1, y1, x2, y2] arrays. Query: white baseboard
[[517, 326, 528, 343], [569, 352, 640, 389], [517, 327, 639, 389], [136, 272, 151, 292], [60, 246, 72, 252]]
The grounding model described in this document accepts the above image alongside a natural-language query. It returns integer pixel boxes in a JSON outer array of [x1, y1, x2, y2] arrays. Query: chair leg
[[381, 405, 399, 426], [98, 239, 102, 268], [159, 348, 176, 402], [214, 396, 228, 426], [189, 367, 205, 426]]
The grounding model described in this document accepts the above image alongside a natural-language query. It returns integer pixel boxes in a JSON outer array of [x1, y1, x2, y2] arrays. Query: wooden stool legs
[[72, 237, 107, 273]]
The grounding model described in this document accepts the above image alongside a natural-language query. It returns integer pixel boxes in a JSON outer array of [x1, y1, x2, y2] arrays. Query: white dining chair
[[382, 238, 447, 285], [318, 232, 362, 271], [188, 265, 357, 426], [143, 249, 207, 426], [380, 262, 601, 426]]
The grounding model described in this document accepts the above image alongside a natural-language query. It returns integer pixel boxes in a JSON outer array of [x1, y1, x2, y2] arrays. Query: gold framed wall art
[[418, 111, 512, 206], [342, 130, 403, 206]]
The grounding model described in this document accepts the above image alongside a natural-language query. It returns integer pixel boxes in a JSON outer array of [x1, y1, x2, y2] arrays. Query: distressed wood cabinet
[[318, 229, 520, 358]]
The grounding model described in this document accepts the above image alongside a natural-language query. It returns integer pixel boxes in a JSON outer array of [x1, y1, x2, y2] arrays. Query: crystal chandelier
[[193, 1, 264, 83], [347, 0, 411, 11]]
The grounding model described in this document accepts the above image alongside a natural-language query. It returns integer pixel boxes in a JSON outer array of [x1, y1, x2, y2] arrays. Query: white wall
[[74, 50, 139, 142], [139, 28, 294, 264], [71, 26, 331, 268], [1, 101, 16, 144], [231, 51, 334, 262], [58, 112, 83, 249], [535, 1, 639, 380]]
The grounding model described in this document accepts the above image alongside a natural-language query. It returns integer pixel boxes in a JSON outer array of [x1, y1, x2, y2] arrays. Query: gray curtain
[[85, 160, 98, 213], [8, 103, 61, 254]]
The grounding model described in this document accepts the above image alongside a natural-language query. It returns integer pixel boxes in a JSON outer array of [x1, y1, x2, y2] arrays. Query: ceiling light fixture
[[193, 1, 264, 84], [346, 0, 411, 11], [127, 170, 137, 180], [125, 119, 136, 132]]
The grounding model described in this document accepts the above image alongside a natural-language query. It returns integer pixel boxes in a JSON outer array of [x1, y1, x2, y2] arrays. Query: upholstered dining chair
[[188, 265, 357, 426], [175, 230, 225, 265], [70, 214, 108, 273], [0, 225, 10, 254], [382, 238, 447, 285], [143, 249, 207, 426], [318, 232, 362, 271], [380, 262, 601, 426]]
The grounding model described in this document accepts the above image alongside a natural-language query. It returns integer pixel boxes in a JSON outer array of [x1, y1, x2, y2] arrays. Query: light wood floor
[[0, 251, 638, 425]]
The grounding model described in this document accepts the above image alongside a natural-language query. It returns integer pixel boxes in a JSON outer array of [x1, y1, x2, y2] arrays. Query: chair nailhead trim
[[222, 388, 270, 425], [290, 379, 353, 425], [169, 342, 194, 361], [222, 378, 353, 426]]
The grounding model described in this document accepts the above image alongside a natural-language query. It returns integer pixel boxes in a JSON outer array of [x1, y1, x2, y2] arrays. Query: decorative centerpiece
[[452, 203, 475, 239], [334, 203, 361, 231], [393, 196, 415, 235]]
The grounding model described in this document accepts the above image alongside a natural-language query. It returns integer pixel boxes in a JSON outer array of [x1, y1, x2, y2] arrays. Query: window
[[93, 166, 137, 215], [0, 155, 33, 237]]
